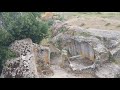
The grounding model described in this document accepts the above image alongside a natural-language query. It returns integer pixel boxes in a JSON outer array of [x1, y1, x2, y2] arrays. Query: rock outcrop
[[1, 38, 53, 78], [95, 63, 120, 78], [50, 22, 120, 78]]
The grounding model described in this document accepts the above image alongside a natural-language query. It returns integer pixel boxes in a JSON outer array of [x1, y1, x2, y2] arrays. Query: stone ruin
[[1, 19, 120, 78], [50, 22, 120, 78], [0, 38, 53, 78]]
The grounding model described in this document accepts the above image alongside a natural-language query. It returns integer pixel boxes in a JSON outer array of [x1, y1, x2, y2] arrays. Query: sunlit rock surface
[[50, 22, 120, 77], [1, 38, 53, 78]]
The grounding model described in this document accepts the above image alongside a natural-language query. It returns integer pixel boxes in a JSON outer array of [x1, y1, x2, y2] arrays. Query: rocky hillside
[[1, 12, 120, 78], [1, 38, 53, 78]]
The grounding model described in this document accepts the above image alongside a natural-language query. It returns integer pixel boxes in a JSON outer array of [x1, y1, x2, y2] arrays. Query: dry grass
[[54, 12, 120, 31]]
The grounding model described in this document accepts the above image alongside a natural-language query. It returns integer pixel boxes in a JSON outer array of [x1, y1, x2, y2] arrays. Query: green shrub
[[47, 19, 54, 27], [0, 28, 16, 74], [0, 46, 17, 63], [55, 14, 64, 21], [1, 12, 48, 44], [0, 46, 17, 74], [0, 28, 14, 46]]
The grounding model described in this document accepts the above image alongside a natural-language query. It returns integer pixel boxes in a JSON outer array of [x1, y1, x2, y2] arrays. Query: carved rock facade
[[50, 23, 120, 78]]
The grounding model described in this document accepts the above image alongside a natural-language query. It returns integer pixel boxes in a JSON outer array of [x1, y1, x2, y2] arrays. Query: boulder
[[1, 39, 39, 78], [111, 46, 120, 64], [95, 63, 120, 78], [1, 38, 53, 78]]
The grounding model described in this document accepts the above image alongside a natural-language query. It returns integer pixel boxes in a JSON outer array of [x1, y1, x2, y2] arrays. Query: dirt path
[[44, 56, 80, 78], [45, 56, 95, 78], [46, 64, 96, 78], [48, 65, 78, 78]]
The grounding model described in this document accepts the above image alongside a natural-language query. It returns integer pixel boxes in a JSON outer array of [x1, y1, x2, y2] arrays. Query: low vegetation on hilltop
[[0, 12, 49, 74]]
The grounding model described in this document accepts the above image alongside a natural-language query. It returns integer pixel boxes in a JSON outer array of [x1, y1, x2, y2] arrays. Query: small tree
[[1, 12, 48, 44], [0, 28, 14, 46]]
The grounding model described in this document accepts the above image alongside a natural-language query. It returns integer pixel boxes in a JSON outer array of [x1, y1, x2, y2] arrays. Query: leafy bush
[[0, 46, 17, 74], [0, 46, 17, 63], [0, 28, 17, 73], [1, 12, 48, 44], [47, 19, 54, 27], [54, 14, 64, 21], [0, 28, 14, 46]]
